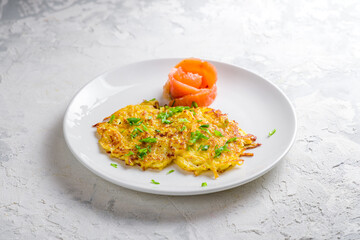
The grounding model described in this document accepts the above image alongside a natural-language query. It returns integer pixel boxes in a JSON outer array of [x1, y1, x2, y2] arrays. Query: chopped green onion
[[180, 126, 186, 132], [135, 146, 150, 159], [198, 145, 209, 151], [127, 117, 141, 126], [141, 124, 148, 131], [155, 130, 161, 133], [191, 101, 198, 108], [201, 145, 209, 151], [189, 130, 209, 144], [108, 115, 115, 123], [151, 179, 160, 184], [179, 118, 190, 123], [139, 137, 157, 143], [200, 125, 212, 136], [125, 151, 134, 156], [197, 120, 203, 122], [148, 116, 152, 120], [130, 132, 138, 139], [144, 98, 156, 103], [190, 109, 196, 116], [138, 148, 147, 153], [214, 130, 224, 137], [214, 144, 230, 158], [268, 129, 276, 137], [167, 170, 175, 174], [138, 148, 148, 159], [201, 182, 207, 187], [131, 127, 143, 138], [157, 106, 190, 124], [226, 137, 237, 144], [135, 127, 143, 132], [110, 163, 117, 168]]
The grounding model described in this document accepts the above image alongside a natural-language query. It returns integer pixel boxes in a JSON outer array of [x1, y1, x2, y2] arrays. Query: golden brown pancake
[[94, 99, 260, 178]]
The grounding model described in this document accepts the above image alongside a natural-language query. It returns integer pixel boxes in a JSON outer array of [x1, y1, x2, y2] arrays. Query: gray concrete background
[[0, 0, 359, 239]]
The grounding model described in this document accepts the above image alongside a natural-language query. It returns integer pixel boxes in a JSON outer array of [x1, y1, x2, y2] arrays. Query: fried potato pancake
[[94, 100, 260, 178]]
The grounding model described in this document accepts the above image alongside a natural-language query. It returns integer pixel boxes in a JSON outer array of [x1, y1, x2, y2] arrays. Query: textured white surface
[[0, 0, 359, 239]]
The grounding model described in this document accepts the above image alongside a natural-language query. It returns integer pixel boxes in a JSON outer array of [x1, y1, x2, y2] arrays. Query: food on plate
[[163, 58, 218, 107], [268, 129, 276, 137], [94, 99, 260, 178]]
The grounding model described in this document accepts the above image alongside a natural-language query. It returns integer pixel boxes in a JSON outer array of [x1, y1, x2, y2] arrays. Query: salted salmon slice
[[163, 58, 218, 107], [169, 84, 217, 107], [169, 78, 201, 98], [171, 67, 202, 89], [175, 58, 217, 88]]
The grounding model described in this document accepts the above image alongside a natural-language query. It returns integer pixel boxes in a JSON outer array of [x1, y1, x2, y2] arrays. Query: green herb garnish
[[214, 144, 230, 158], [125, 151, 134, 156], [155, 130, 161, 133], [214, 130, 224, 137], [198, 145, 209, 151], [151, 179, 160, 184], [197, 120, 203, 122], [131, 127, 143, 138], [226, 137, 237, 144], [201, 182, 207, 187], [199, 124, 212, 136], [110, 163, 118, 168], [201, 145, 209, 151], [108, 114, 115, 123], [157, 112, 169, 123], [130, 131, 138, 139], [268, 129, 276, 137], [138, 148, 149, 159], [141, 124, 148, 131], [180, 126, 186, 132], [148, 116, 152, 120], [191, 101, 198, 108], [167, 170, 175, 174], [127, 117, 141, 126], [189, 130, 209, 144], [144, 98, 156, 103], [135, 127, 143, 132], [179, 118, 190, 123], [139, 137, 157, 143], [157, 106, 190, 124]]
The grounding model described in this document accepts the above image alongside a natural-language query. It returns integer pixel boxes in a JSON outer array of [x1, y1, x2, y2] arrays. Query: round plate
[[63, 58, 296, 195]]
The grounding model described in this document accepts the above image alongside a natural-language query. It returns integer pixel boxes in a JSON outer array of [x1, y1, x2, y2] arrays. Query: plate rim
[[63, 58, 297, 196]]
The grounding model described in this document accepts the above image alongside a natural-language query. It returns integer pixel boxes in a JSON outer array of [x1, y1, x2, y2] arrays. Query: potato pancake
[[94, 99, 260, 178]]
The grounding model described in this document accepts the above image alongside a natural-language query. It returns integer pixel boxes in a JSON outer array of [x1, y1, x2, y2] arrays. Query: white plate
[[63, 58, 296, 196]]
